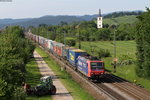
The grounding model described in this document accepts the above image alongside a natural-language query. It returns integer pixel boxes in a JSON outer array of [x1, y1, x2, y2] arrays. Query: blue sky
[[0, 0, 149, 19]]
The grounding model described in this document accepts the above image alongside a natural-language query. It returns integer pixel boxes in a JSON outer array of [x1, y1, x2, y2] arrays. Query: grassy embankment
[[25, 58, 52, 100], [35, 47, 94, 100], [75, 41, 150, 91], [103, 15, 138, 25]]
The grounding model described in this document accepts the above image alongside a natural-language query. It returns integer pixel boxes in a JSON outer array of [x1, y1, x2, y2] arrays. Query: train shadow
[[93, 73, 128, 84]]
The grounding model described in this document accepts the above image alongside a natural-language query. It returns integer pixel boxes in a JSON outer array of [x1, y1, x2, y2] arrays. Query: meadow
[[75, 41, 150, 91], [75, 41, 136, 57]]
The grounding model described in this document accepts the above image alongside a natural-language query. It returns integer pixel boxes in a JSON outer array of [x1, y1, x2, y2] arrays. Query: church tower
[[97, 9, 103, 28]]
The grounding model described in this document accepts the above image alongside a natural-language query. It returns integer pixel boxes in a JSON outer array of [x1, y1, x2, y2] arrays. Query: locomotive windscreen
[[91, 62, 103, 70]]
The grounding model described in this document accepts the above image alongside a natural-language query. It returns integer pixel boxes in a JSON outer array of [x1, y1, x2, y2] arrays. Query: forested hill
[[0, 10, 143, 28], [0, 15, 96, 28]]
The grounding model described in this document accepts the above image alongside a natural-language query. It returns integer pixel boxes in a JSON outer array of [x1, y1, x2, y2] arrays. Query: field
[[103, 15, 138, 25], [75, 41, 136, 57], [75, 41, 150, 91]]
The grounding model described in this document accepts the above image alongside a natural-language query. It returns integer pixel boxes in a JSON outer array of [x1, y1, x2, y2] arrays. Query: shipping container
[[33, 35, 36, 42], [41, 37, 45, 47], [68, 49, 86, 67], [50, 41, 56, 53], [56, 43, 65, 57], [62, 46, 69, 60], [39, 36, 43, 45], [62, 47, 76, 60], [36, 35, 39, 43], [47, 40, 53, 50], [53, 42, 58, 55], [44, 38, 48, 49]]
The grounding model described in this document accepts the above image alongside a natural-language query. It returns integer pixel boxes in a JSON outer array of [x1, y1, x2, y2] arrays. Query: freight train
[[26, 32, 105, 80]]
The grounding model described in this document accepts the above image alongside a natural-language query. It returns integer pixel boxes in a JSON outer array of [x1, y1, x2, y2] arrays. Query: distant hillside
[[0, 18, 32, 25], [14, 16, 91, 27], [103, 15, 138, 25], [0, 10, 143, 28], [0, 15, 97, 28]]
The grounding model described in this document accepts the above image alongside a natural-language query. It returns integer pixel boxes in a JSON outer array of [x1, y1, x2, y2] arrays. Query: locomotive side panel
[[77, 57, 89, 77]]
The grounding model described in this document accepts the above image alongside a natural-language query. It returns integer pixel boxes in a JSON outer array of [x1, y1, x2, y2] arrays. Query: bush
[[12, 87, 26, 100], [66, 37, 76, 46], [0, 79, 7, 97], [118, 54, 135, 66], [97, 48, 111, 58]]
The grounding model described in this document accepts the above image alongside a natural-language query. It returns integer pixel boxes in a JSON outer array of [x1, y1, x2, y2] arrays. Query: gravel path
[[34, 51, 74, 100]]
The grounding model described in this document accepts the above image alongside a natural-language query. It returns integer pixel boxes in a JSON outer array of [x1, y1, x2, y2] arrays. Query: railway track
[[42, 47, 122, 100], [39, 46, 150, 100], [103, 74, 150, 100]]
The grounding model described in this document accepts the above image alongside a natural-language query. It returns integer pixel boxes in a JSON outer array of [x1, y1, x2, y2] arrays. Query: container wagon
[[68, 49, 86, 67], [56, 43, 65, 57], [50, 41, 56, 53], [44, 38, 48, 49], [47, 40, 53, 50], [62, 46, 75, 60]]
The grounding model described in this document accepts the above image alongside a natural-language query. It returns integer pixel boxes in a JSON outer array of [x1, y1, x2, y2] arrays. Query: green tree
[[66, 37, 76, 46], [96, 28, 111, 40], [0, 26, 35, 99], [135, 8, 150, 78]]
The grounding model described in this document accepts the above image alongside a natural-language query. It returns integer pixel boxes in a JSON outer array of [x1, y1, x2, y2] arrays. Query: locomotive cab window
[[91, 62, 103, 70]]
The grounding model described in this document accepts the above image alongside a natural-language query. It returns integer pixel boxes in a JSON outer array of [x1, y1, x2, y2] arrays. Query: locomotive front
[[77, 56, 105, 80], [89, 61, 105, 79]]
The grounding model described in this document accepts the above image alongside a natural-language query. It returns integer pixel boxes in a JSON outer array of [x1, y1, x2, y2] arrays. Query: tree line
[[30, 20, 135, 46], [104, 11, 143, 18], [0, 26, 35, 99]]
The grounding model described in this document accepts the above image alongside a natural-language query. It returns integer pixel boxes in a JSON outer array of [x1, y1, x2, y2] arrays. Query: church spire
[[99, 9, 101, 17], [97, 9, 103, 28]]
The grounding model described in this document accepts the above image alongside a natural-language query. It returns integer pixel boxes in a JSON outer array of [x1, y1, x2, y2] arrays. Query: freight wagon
[[47, 40, 53, 50], [62, 46, 76, 60], [68, 49, 86, 67], [53, 41, 58, 55], [36, 35, 38, 43], [49, 41, 56, 53], [27, 32, 105, 80], [39, 36, 43, 46], [56, 43, 65, 57], [43, 38, 48, 49]]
